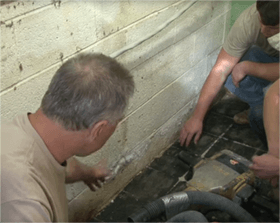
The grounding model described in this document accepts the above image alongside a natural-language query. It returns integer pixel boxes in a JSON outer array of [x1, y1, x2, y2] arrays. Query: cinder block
[[206, 46, 222, 74], [127, 34, 195, 114], [66, 181, 87, 202], [0, 1, 52, 21], [1, 24, 18, 91], [1, 0, 185, 119], [116, 1, 231, 72], [223, 10, 232, 42], [124, 57, 208, 151], [0, 66, 57, 122], [1, 1, 177, 90], [1, 1, 230, 91], [145, 95, 199, 161], [193, 13, 226, 64]]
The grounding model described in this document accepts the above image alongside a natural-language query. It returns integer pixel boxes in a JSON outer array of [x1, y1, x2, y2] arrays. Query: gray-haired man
[[1, 53, 134, 222]]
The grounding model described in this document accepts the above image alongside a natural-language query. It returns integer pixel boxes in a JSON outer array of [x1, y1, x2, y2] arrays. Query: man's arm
[[263, 79, 279, 157], [180, 48, 240, 147], [249, 79, 279, 187], [65, 157, 110, 191], [231, 61, 279, 87]]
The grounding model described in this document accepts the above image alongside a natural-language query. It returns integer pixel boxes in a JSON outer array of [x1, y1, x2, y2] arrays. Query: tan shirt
[[1, 114, 68, 222], [223, 3, 279, 58]]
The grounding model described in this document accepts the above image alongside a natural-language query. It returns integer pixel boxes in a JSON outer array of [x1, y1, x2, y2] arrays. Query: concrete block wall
[[1, 1, 231, 221]]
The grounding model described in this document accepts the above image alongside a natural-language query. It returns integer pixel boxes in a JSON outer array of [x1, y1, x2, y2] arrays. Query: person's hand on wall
[[82, 159, 111, 191], [231, 61, 248, 87], [65, 157, 111, 191], [180, 116, 203, 147], [250, 154, 280, 187]]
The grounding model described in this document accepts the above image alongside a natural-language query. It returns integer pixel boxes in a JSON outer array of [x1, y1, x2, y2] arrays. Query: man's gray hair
[[41, 53, 134, 131]]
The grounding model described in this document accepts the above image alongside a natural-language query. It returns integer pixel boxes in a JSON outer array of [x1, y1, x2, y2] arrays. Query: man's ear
[[88, 120, 108, 141]]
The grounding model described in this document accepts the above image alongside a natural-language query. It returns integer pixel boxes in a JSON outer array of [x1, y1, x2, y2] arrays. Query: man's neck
[[28, 109, 85, 164]]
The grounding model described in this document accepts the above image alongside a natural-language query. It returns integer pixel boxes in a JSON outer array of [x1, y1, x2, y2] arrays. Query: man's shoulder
[[1, 114, 29, 135], [1, 114, 35, 153], [223, 3, 260, 58], [237, 3, 259, 30], [1, 115, 40, 200]]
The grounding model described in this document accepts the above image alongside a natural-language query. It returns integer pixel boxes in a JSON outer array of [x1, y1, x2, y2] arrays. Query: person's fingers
[[93, 167, 110, 178], [92, 184, 99, 191], [180, 127, 187, 146], [233, 79, 239, 88], [249, 163, 257, 170], [86, 182, 96, 191], [232, 74, 240, 88], [250, 155, 259, 164], [194, 130, 202, 145], [96, 180, 104, 188], [185, 132, 194, 147], [180, 129, 188, 146], [84, 178, 104, 190], [179, 132, 184, 146], [182, 134, 188, 147], [105, 176, 111, 182], [249, 161, 262, 174], [99, 177, 106, 182]]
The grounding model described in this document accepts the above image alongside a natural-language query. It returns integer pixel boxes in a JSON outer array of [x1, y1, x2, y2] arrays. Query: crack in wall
[[110, 1, 196, 58]]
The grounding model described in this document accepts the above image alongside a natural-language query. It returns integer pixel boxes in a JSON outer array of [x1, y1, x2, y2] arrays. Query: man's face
[[258, 14, 279, 38]]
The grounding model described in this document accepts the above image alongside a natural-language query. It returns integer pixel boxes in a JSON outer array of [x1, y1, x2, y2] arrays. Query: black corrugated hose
[[127, 191, 256, 222], [166, 210, 208, 222]]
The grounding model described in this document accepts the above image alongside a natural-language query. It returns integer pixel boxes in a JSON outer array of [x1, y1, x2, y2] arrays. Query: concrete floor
[[91, 95, 279, 222]]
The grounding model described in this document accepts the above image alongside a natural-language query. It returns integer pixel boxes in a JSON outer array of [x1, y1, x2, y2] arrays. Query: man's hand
[[249, 154, 279, 187], [82, 159, 111, 191], [231, 61, 247, 88], [66, 157, 111, 191], [180, 117, 203, 147]]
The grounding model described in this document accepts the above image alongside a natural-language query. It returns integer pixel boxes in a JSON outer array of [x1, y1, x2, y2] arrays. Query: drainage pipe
[[127, 191, 256, 222], [166, 210, 208, 222]]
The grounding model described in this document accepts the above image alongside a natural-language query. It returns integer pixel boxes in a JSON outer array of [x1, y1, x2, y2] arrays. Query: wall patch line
[[110, 1, 196, 59], [1, 3, 53, 23]]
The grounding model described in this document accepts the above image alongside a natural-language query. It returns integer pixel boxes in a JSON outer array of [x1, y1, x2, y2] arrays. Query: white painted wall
[[1, 0, 231, 221]]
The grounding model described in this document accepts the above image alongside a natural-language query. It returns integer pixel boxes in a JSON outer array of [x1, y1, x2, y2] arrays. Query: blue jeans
[[224, 46, 279, 145]]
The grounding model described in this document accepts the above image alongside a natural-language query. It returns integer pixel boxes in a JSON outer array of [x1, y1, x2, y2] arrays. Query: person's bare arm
[[65, 157, 110, 191], [250, 79, 279, 187], [232, 61, 279, 87], [264, 79, 279, 157], [180, 48, 240, 147]]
